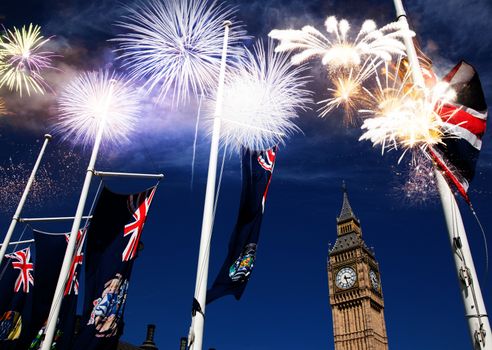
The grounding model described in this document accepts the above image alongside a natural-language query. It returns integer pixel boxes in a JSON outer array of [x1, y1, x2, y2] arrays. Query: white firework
[[358, 59, 457, 160], [113, 0, 247, 106], [269, 16, 413, 70], [54, 70, 141, 146], [210, 40, 312, 152]]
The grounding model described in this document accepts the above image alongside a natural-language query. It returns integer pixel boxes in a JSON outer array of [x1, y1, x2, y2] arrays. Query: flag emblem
[[258, 148, 276, 172], [87, 273, 129, 338], [0, 311, 22, 341], [229, 243, 257, 283]]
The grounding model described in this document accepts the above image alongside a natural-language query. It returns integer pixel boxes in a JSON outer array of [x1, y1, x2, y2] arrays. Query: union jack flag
[[122, 187, 156, 262], [429, 61, 487, 202], [257, 147, 277, 213], [64, 229, 87, 296], [7, 247, 34, 293]]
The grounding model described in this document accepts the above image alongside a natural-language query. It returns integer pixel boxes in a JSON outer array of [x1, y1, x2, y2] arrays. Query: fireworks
[[358, 59, 457, 159], [398, 151, 438, 205], [113, 0, 247, 106], [269, 16, 413, 71], [0, 150, 83, 213], [210, 40, 311, 152], [0, 24, 55, 97], [318, 59, 377, 122], [54, 70, 141, 146]]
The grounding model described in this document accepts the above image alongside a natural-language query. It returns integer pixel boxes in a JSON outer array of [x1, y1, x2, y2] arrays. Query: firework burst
[[269, 16, 413, 71], [358, 59, 457, 160], [54, 70, 141, 146], [318, 58, 378, 123], [114, 0, 247, 106], [398, 150, 438, 205], [209, 40, 311, 152], [0, 24, 55, 97]]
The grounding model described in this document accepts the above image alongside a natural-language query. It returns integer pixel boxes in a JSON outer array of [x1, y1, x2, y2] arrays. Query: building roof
[[329, 231, 372, 256], [118, 341, 141, 350], [337, 182, 359, 224]]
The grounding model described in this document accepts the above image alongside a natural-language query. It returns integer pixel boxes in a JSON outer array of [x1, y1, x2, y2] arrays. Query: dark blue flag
[[29, 229, 86, 350], [74, 185, 157, 350], [206, 147, 277, 304], [0, 246, 35, 349]]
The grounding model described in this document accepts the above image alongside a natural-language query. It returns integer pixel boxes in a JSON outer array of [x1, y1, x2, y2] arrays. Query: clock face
[[335, 267, 357, 289], [369, 270, 379, 290]]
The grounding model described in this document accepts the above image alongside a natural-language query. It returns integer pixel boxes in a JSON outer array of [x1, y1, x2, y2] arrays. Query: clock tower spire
[[327, 183, 388, 350]]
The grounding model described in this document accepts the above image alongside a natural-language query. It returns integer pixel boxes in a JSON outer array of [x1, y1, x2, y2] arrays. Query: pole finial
[[223, 20, 232, 28], [44, 134, 52, 141]]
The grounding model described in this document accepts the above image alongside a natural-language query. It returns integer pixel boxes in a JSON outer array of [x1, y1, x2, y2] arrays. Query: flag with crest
[[206, 147, 278, 304], [74, 185, 157, 350]]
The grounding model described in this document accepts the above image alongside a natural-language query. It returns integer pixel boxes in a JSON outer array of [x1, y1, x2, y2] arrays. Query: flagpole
[[393, 1, 491, 348], [189, 20, 231, 350], [41, 83, 114, 350], [0, 134, 51, 268]]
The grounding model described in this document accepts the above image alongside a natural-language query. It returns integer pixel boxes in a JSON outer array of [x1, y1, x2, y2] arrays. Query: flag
[[430, 60, 488, 202], [206, 146, 278, 304], [0, 246, 34, 349], [74, 185, 157, 350], [29, 229, 86, 350]]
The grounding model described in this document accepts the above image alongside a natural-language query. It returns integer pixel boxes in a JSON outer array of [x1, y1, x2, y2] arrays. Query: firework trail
[[53, 70, 141, 147], [208, 39, 312, 153], [269, 16, 413, 71], [0, 24, 55, 97], [113, 0, 247, 106]]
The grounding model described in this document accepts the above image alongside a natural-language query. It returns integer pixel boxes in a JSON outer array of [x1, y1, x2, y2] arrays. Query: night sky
[[1, 0, 492, 349]]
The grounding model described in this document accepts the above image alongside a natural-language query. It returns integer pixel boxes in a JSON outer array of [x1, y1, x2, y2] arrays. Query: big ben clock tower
[[327, 183, 388, 350]]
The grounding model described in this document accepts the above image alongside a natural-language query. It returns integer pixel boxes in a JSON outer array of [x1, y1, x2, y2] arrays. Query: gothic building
[[327, 184, 388, 350]]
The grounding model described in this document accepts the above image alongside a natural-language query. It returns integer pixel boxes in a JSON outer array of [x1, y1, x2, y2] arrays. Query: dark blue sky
[[1, 0, 492, 349]]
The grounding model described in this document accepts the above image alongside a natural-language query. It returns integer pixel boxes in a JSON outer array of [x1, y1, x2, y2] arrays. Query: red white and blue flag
[[122, 187, 156, 262], [8, 247, 34, 293], [430, 60, 488, 202]]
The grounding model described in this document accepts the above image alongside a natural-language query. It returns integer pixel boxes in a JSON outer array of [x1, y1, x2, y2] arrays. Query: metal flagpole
[[189, 20, 231, 350], [0, 134, 51, 268], [41, 82, 115, 350], [393, 1, 491, 348], [0, 239, 35, 248]]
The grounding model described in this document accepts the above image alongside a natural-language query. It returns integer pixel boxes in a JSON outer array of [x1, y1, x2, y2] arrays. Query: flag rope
[[451, 197, 487, 339], [468, 205, 489, 283], [0, 224, 29, 282], [191, 94, 204, 190], [195, 144, 228, 298]]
